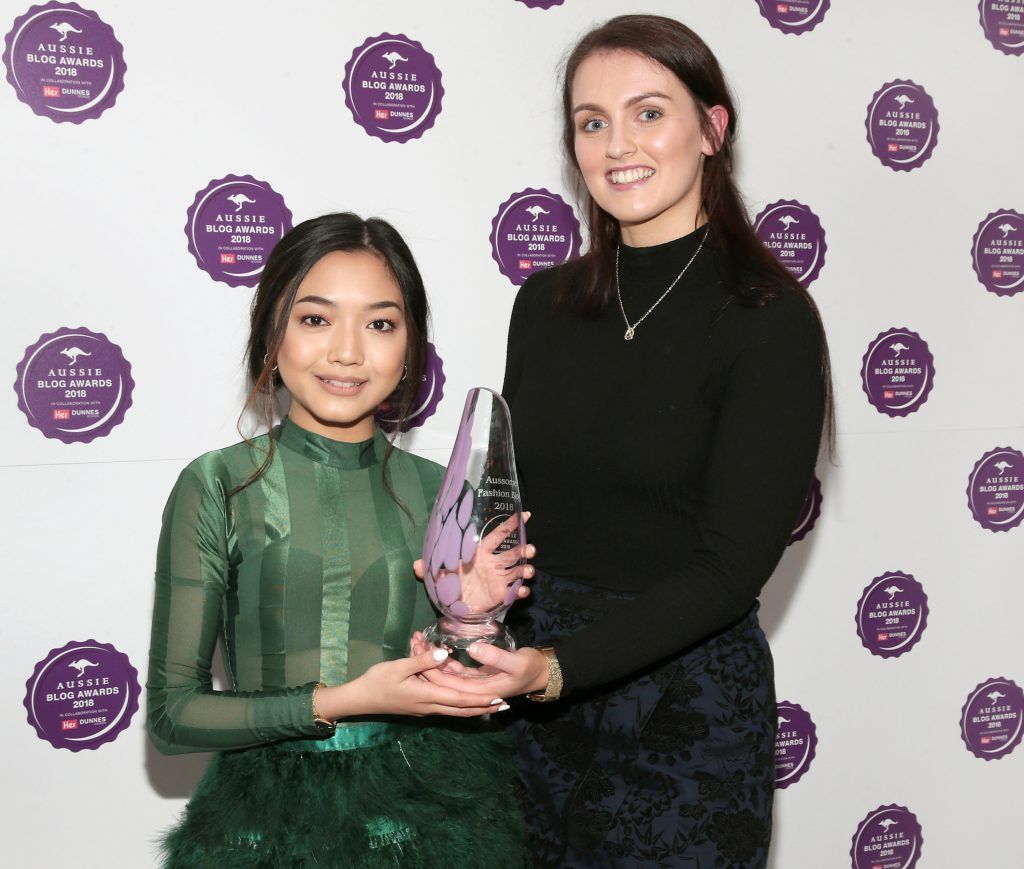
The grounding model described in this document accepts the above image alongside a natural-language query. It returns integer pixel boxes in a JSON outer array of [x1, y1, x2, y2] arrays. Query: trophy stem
[[421, 616, 517, 677]]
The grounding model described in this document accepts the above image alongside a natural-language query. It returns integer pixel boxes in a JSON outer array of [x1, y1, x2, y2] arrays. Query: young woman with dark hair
[[418, 15, 831, 867], [146, 212, 529, 867]]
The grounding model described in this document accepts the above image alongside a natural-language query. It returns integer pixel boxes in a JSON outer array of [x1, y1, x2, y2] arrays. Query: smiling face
[[276, 250, 407, 442], [571, 50, 727, 247]]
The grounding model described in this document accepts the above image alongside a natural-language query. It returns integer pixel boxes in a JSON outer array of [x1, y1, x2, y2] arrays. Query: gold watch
[[525, 647, 563, 702]]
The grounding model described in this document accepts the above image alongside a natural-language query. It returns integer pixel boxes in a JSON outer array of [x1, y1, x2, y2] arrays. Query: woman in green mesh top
[[147, 213, 531, 867]]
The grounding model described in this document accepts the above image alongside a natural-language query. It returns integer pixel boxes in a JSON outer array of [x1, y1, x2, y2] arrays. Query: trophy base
[[420, 617, 516, 678]]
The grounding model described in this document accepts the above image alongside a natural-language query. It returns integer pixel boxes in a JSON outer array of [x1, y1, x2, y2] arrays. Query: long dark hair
[[234, 212, 430, 499], [560, 14, 834, 448]]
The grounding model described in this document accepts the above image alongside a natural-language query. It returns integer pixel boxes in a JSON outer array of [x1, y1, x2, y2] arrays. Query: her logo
[[972, 210, 1024, 297], [753, 200, 827, 288], [3, 2, 127, 123], [342, 33, 444, 143], [865, 80, 940, 171], [960, 678, 1024, 759], [490, 188, 581, 286]]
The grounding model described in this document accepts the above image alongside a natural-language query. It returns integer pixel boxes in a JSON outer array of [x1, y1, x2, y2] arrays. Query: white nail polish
[[498, 704, 510, 712], [489, 698, 504, 706], [432, 649, 449, 662]]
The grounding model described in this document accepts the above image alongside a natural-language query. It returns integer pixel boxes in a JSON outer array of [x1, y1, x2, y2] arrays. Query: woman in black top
[[422, 14, 831, 867]]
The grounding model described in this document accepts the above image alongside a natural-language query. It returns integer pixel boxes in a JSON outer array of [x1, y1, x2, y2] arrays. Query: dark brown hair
[[234, 212, 430, 499], [559, 14, 833, 449]]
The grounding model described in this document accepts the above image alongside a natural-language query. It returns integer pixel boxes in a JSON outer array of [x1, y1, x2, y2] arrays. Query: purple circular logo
[[789, 474, 822, 546], [342, 33, 443, 143], [960, 677, 1024, 760], [865, 80, 940, 172], [3, 1, 125, 123], [966, 447, 1024, 532], [775, 701, 817, 789], [24, 639, 140, 751], [376, 341, 446, 433], [850, 805, 923, 869], [755, 0, 831, 35], [855, 571, 929, 659], [514, 0, 564, 7], [860, 328, 935, 417], [14, 326, 134, 443], [972, 209, 1024, 297], [979, 0, 1024, 55], [754, 200, 828, 288], [490, 188, 582, 286], [185, 174, 292, 288]]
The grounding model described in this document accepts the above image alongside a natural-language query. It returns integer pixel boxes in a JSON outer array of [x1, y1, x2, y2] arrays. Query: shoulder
[[512, 262, 570, 318], [387, 444, 444, 480], [383, 442, 445, 498], [718, 281, 823, 352], [172, 434, 273, 502]]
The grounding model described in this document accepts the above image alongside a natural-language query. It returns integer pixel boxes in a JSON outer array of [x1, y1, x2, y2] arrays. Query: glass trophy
[[421, 387, 527, 676]]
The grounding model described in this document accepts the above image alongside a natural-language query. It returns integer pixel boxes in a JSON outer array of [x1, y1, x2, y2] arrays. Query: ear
[[701, 105, 730, 156]]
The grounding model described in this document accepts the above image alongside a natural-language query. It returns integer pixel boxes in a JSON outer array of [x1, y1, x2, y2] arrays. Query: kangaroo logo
[[987, 690, 1007, 704], [878, 818, 899, 833], [60, 346, 92, 366], [998, 223, 1017, 239], [50, 22, 83, 42], [778, 215, 800, 231], [68, 659, 99, 678], [381, 51, 408, 70], [894, 94, 915, 110], [226, 193, 256, 212], [889, 342, 910, 358], [994, 461, 1014, 475], [525, 205, 550, 223], [883, 585, 904, 600], [777, 716, 790, 725]]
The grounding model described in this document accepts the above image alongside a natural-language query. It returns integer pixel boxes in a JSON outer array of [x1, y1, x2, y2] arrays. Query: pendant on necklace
[[624, 326, 635, 341]]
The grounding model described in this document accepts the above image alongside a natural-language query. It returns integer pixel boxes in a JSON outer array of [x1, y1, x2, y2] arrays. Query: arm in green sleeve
[[146, 465, 329, 755]]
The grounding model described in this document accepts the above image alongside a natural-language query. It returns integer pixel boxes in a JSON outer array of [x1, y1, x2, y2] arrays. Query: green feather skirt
[[160, 720, 528, 868]]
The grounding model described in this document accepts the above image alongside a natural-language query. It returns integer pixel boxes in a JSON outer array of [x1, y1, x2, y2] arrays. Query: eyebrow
[[294, 294, 336, 307], [573, 91, 673, 115], [293, 294, 402, 312]]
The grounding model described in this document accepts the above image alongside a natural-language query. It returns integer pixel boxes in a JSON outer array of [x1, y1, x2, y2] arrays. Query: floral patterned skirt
[[509, 571, 776, 868]]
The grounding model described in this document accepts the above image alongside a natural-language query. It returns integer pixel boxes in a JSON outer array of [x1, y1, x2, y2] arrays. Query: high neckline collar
[[618, 224, 709, 270], [277, 416, 386, 470]]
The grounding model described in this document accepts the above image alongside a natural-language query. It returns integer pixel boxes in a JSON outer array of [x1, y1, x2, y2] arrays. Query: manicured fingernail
[[432, 649, 449, 662], [498, 703, 511, 712], [489, 698, 505, 706]]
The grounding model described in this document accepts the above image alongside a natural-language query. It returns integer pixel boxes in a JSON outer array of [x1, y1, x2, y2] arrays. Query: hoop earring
[[400, 364, 408, 382], [262, 353, 278, 374]]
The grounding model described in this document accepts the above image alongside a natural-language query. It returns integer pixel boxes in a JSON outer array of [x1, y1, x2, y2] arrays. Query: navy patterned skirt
[[509, 571, 776, 868]]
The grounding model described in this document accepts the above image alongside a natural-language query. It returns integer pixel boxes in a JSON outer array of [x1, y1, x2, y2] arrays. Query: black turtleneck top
[[503, 228, 825, 693]]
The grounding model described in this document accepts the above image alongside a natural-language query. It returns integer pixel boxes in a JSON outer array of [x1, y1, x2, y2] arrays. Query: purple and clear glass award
[[421, 388, 526, 676]]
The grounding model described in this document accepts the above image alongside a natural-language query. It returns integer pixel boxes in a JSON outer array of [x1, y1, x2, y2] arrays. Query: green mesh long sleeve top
[[146, 418, 443, 755]]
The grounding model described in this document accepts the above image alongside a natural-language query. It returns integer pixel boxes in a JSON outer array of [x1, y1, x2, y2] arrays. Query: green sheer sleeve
[[146, 463, 327, 756], [146, 424, 443, 757]]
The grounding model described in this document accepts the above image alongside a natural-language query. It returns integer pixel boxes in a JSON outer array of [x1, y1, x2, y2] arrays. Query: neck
[[620, 208, 707, 248], [286, 408, 376, 443]]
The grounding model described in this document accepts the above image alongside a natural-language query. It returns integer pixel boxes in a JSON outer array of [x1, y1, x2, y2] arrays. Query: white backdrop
[[2, 1, 1022, 866]]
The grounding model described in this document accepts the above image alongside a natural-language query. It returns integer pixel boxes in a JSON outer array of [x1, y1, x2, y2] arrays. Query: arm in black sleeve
[[501, 275, 534, 407], [554, 296, 826, 692]]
